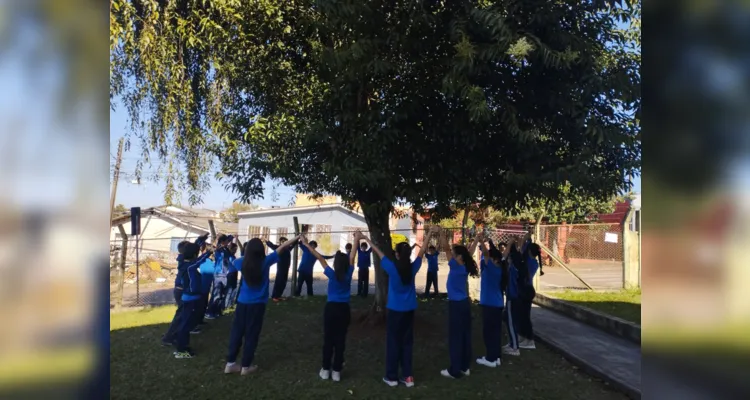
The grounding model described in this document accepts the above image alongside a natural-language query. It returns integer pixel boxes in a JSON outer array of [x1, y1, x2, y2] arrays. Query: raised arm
[[478, 235, 490, 261], [438, 227, 454, 260], [300, 236, 329, 268], [416, 226, 437, 259], [265, 240, 279, 250], [349, 241, 357, 266], [355, 231, 386, 260], [468, 234, 480, 256], [195, 232, 210, 247], [274, 235, 301, 254]]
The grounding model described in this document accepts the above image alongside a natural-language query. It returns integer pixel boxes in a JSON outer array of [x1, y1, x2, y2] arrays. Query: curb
[[533, 293, 641, 345], [534, 331, 641, 399]]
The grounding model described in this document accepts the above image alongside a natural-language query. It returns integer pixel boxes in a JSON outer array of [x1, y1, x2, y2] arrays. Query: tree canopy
[[111, 0, 640, 308], [111, 0, 640, 214]]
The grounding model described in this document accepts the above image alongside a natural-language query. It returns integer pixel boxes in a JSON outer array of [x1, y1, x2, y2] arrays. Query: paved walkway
[[531, 305, 641, 398]]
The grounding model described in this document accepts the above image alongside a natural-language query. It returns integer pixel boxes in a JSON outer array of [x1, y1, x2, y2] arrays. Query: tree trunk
[[360, 201, 393, 324]]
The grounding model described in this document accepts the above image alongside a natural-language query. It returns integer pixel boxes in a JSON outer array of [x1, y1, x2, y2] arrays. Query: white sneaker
[[331, 371, 341, 382], [224, 362, 241, 374], [440, 369, 454, 378], [502, 347, 521, 356], [502, 343, 510, 349], [519, 339, 536, 350], [382, 377, 398, 387], [399, 376, 415, 388], [462, 369, 470, 376], [476, 357, 499, 368], [319, 369, 330, 380]]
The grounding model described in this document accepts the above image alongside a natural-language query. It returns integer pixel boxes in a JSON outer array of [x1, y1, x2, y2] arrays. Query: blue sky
[[110, 101, 642, 211]]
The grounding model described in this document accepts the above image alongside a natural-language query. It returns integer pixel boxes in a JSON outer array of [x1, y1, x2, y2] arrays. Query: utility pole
[[109, 138, 124, 225]]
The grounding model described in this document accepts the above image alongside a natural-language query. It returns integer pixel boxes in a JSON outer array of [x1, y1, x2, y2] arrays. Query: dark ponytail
[[528, 243, 544, 276], [453, 245, 479, 277], [242, 238, 266, 288], [394, 242, 413, 285], [333, 252, 349, 282]]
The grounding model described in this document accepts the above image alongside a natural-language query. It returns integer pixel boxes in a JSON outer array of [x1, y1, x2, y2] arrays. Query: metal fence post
[[622, 207, 635, 290]]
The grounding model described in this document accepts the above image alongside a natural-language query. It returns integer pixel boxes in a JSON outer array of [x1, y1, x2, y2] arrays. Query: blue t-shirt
[[325, 265, 355, 303], [425, 253, 439, 272], [181, 252, 211, 301], [381, 256, 422, 312], [237, 251, 280, 304], [230, 257, 242, 274], [357, 248, 372, 268], [526, 254, 539, 284], [479, 259, 503, 308], [199, 258, 215, 294], [298, 245, 316, 275], [447, 258, 469, 301]]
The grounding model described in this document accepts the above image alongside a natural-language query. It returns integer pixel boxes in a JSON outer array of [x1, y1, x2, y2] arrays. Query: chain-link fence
[[537, 223, 624, 291], [110, 223, 631, 307]]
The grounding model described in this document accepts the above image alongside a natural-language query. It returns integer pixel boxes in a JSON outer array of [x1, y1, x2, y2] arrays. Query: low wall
[[533, 293, 641, 345]]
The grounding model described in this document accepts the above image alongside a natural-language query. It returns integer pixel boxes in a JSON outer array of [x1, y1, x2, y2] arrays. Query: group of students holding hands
[[161, 224, 543, 388]]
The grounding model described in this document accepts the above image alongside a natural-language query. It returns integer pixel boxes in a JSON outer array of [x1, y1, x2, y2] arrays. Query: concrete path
[[531, 305, 642, 398]]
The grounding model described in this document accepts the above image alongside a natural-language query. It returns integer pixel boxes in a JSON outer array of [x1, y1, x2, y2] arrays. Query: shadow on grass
[[111, 297, 628, 400]]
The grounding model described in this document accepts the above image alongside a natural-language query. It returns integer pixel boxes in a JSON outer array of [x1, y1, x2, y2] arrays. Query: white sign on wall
[[604, 232, 619, 243]]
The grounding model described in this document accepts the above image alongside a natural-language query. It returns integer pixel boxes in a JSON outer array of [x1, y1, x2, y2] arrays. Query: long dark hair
[[453, 245, 479, 277], [394, 242, 413, 285], [333, 252, 349, 282], [528, 243, 544, 276], [242, 238, 266, 288]]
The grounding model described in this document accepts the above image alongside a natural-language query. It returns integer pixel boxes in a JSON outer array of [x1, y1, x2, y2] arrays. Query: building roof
[[237, 203, 364, 218], [110, 206, 237, 235]]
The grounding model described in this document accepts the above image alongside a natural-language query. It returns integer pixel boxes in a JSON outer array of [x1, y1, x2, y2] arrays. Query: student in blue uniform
[[224, 235, 300, 375], [300, 236, 356, 382], [517, 232, 542, 349], [476, 235, 505, 368], [439, 231, 479, 379], [356, 242, 373, 297], [502, 237, 523, 356], [174, 240, 212, 358], [161, 234, 209, 346], [358, 227, 437, 388], [295, 240, 334, 297], [267, 237, 292, 302], [196, 243, 215, 328], [207, 235, 233, 319], [345, 243, 352, 255], [224, 242, 240, 309], [424, 245, 440, 297]]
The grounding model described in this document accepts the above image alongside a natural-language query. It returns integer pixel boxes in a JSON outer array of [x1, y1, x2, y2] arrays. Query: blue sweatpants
[[163, 288, 184, 342], [503, 299, 521, 349], [226, 303, 267, 367], [481, 305, 503, 362], [448, 299, 472, 377], [385, 309, 414, 381], [176, 299, 199, 352]]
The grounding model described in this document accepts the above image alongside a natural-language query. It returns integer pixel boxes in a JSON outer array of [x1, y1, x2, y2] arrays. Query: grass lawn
[[547, 289, 641, 324], [111, 296, 627, 400]]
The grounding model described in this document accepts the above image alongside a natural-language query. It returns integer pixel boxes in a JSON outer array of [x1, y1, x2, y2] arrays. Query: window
[[314, 224, 332, 234], [170, 237, 183, 253], [276, 227, 289, 240], [247, 225, 270, 240], [341, 225, 361, 244]]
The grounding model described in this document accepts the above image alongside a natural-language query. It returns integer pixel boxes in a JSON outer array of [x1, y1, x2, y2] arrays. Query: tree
[[110, 0, 640, 315], [113, 204, 128, 215], [220, 202, 258, 223]]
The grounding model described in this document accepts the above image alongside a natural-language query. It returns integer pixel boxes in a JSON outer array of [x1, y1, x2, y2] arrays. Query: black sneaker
[[190, 328, 202, 335]]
